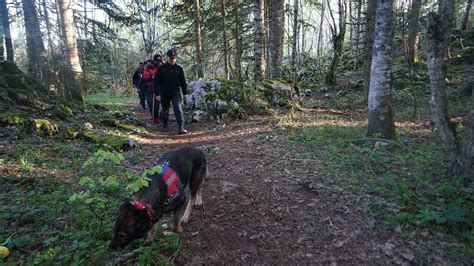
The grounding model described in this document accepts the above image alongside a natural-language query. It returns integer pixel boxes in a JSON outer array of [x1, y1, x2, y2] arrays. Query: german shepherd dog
[[110, 146, 207, 249]]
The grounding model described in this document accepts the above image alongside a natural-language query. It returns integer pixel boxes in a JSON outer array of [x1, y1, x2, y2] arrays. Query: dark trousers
[[161, 94, 184, 127], [138, 87, 147, 109], [146, 90, 160, 119]]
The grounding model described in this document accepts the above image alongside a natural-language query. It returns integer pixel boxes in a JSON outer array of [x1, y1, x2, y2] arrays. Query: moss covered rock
[[0, 112, 26, 125], [81, 131, 130, 150], [30, 119, 60, 136], [53, 106, 74, 120]]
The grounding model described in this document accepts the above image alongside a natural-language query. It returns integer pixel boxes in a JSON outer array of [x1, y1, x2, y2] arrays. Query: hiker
[[142, 58, 160, 124], [133, 62, 146, 110], [154, 49, 188, 134]]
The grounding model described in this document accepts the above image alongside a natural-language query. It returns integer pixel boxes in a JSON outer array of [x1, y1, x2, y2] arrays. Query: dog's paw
[[193, 191, 203, 206], [171, 225, 184, 234]]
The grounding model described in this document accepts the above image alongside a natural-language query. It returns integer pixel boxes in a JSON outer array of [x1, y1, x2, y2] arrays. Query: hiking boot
[[178, 126, 188, 135]]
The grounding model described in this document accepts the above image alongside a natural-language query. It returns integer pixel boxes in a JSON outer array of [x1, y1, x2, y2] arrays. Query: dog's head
[[109, 201, 153, 249]]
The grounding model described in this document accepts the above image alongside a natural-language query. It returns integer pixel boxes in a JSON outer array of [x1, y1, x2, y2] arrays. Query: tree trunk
[[193, 0, 204, 79], [22, 0, 49, 81], [254, 0, 265, 83], [234, 0, 243, 82], [317, 0, 325, 71], [269, 0, 284, 80], [58, 0, 84, 102], [0, 5, 4, 60], [290, 0, 299, 76], [455, 109, 474, 179], [41, 0, 54, 53], [265, 0, 271, 79], [367, 0, 397, 139], [407, 0, 422, 65], [461, 0, 473, 30], [354, 0, 362, 69], [325, 0, 346, 86], [221, 0, 229, 79], [0, 0, 13, 61], [363, 0, 377, 103], [426, 0, 458, 154]]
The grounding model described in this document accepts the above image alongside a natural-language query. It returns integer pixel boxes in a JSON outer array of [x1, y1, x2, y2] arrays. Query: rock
[[271, 83, 292, 93], [123, 137, 140, 150], [213, 99, 228, 113], [192, 110, 206, 122], [375, 141, 391, 148], [36, 101, 54, 111], [382, 242, 396, 256], [220, 181, 238, 193], [31, 119, 60, 136], [400, 248, 415, 261], [84, 122, 93, 130]]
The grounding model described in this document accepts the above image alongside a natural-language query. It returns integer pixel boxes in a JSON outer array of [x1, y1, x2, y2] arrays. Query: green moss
[[53, 106, 74, 120], [0, 112, 26, 125], [81, 131, 128, 150], [31, 119, 60, 136]]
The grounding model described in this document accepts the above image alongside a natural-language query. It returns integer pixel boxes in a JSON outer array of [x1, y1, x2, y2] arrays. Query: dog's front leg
[[144, 223, 158, 244]]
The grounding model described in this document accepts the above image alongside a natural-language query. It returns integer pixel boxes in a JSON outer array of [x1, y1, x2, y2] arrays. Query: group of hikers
[[132, 49, 188, 135]]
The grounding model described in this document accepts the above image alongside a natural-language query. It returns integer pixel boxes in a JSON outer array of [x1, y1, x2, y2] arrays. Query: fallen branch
[[349, 137, 409, 149], [107, 248, 142, 266]]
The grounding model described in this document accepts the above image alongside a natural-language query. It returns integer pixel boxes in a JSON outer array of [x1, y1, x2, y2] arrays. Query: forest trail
[[130, 105, 388, 264]]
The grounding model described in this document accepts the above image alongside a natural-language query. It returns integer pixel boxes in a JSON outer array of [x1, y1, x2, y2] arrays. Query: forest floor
[[128, 93, 472, 264]]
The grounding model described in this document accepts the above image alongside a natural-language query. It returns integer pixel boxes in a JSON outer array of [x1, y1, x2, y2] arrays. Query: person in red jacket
[[142, 56, 161, 124]]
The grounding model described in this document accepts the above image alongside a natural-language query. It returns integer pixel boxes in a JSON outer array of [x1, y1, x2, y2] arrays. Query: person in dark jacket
[[133, 62, 146, 110], [154, 49, 188, 134]]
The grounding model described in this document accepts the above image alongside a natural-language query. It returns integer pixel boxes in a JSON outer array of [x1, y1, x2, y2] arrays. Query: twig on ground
[[107, 248, 142, 266], [350, 137, 409, 149], [170, 240, 182, 263]]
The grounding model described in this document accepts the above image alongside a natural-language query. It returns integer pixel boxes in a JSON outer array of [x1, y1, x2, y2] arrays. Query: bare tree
[[221, 0, 230, 79], [265, 0, 271, 79], [325, 0, 346, 86], [234, 0, 243, 82], [269, 0, 284, 79], [317, 0, 325, 70], [363, 0, 377, 102], [194, 0, 204, 79], [290, 0, 299, 72], [461, 0, 472, 30], [406, 0, 422, 65], [0, 5, 4, 60], [58, 0, 84, 102], [22, 0, 49, 81], [426, 0, 457, 152], [41, 0, 54, 53], [0, 0, 13, 61], [254, 0, 265, 83], [367, 0, 397, 139]]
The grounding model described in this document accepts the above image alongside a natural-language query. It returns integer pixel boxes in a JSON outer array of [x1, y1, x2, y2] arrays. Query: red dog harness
[[131, 163, 181, 221]]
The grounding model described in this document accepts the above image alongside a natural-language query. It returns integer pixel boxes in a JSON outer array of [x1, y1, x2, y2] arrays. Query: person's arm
[[179, 67, 187, 95]]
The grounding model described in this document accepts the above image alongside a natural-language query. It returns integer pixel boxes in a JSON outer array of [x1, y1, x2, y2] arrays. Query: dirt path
[[131, 106, 387, 264]]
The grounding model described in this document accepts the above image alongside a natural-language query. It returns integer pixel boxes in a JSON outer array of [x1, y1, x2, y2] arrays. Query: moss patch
[[30, 119, 60, 136], [0, 112, 26, 125], [80, 131, 129, 150], [53, 106, 74, 120]]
